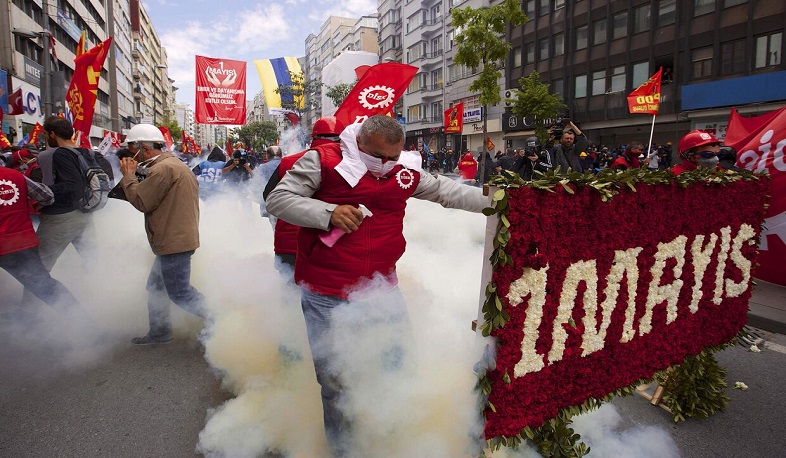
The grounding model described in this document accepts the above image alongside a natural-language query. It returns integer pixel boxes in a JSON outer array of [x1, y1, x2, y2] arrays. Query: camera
[[550, 116, 571, 138], [233, 150, 247, 166]]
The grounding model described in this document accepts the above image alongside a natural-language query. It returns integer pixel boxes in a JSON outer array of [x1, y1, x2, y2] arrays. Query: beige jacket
[[121, 153, 200, 255]]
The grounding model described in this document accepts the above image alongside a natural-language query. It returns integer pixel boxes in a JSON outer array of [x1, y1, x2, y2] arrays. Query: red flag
[[354, 65, 371, 80], [194, 55, 247, 125], [284, 112, 300, 126], [444, 102, 464, 134], [627, 67, 662, 115], [30, 122, 44, 144], [158, 126, 174, 151], [226, 138, 232, 152], [334, 62, 418, 129], [76, 31, 87, 58], [726, 106, 786, 286], [7, 88, 24, 115], [66, 37, 113, 143], [486, 137, 495, 152], [181, 131, 188, 152], [0, 131, 11, 148]]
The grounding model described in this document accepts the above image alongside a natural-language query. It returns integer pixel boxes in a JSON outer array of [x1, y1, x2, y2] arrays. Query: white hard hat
[[125, 124, 165, 144]]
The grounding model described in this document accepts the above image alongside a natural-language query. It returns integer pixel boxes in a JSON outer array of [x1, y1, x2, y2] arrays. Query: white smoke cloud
[[0, 178, 681, 457]]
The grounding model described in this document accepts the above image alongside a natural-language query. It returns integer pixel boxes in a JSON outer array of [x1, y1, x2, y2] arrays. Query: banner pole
[[647, 114, 656, 155]]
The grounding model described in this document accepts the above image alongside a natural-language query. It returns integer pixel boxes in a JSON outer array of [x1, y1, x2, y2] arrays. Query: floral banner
[[484, 177, 769, 438]]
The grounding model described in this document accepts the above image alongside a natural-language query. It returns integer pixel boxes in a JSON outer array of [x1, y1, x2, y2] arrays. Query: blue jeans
[[300, 287, 411, 457], [1, 247, 79, 310], [145, 251, 208, 338]]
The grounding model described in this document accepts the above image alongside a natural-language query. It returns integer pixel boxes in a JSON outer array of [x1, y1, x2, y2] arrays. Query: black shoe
[[131, 333, 174, 345]]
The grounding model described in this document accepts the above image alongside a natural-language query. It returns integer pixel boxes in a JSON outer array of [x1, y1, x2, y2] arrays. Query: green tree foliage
[[510, 71, 566, 144], [325, 81, 356, 108], [275, 71, 323, 114], [451, 0, 527, 176], [229, 121, 278, 151], [159, 115, 182, 142]]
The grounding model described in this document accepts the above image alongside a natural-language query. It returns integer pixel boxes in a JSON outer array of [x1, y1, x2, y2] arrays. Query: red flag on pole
[[486, 137, 495, 152], [444, 102, 464, 134], [158, 126, 174, 151], [226, 138, 232, 153], [30, 122, 44, 144], [627, 67, 662, 115], [334, 62, 418, 129], [726, 106, 786, 286], [76, 31, 87, 58], [0, 131, 11, 148], [7, 88, 24, 115], [66, 37, 113, 145]]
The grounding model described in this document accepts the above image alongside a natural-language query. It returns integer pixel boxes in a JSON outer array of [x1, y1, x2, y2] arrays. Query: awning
[[503, 130, 535, 139]]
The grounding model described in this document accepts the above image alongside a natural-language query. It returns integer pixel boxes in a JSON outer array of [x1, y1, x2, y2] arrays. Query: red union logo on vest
[[395, 169, 414, 189], [0, 180, 20, 205]]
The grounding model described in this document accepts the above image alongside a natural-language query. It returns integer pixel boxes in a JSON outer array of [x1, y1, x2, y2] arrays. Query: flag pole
[[647, 114, 656, 154]]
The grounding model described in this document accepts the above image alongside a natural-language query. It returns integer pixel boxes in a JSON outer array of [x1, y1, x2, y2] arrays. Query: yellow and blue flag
[[253, 57, 303, 113]]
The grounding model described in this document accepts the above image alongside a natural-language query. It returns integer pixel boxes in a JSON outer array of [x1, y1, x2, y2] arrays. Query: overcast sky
[[143, 0, 377, 107]]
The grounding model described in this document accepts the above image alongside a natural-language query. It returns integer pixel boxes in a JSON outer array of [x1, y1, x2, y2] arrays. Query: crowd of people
[[1, 114, 735, 456]]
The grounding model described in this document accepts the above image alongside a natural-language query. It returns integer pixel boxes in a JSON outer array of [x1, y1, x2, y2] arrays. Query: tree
[[325, 81, 356, 109], [451, 0, 528, 179], [159, 115, 182, 142], [229, 121, 278, 151], [275, 70, 323, 116], [510, 71, 566, 144]]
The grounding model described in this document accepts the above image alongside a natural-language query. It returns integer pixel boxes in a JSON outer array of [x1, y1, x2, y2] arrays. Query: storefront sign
[[464, 107, 483, 123], [23, 57, 42, 85]]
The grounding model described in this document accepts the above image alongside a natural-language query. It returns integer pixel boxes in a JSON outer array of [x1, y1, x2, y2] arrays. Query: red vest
[[0, 167, 38, 256], [273, 140, 339, 255], [295, 147, 421, 298], [670, 161, 697, 175]]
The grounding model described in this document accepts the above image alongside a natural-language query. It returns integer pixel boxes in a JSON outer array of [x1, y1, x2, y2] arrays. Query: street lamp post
[[11, 28, 52, 117]]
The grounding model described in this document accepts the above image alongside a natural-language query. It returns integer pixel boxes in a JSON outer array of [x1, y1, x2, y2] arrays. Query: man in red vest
[[0, 167, 79, 311], [263, 116, 342, 273], [671, 130, 721, 175], [266, 115, 487, 456]]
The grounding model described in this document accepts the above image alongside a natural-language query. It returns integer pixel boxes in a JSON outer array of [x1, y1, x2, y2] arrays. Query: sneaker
[[131, 333, 174, 345]]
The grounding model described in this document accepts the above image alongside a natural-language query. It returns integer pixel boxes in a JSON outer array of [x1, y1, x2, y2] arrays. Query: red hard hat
[[678, 130, 720, 154], [311, 116, 342, 137]]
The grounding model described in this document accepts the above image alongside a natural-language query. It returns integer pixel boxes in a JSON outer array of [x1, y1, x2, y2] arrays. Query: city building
[[174, 102, 195, 138], [504, 0, 786, 148], [1, 0, 173, 145]]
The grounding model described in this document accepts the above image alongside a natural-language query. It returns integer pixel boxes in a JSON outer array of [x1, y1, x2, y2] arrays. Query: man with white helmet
[[119, 124, 210, 345]]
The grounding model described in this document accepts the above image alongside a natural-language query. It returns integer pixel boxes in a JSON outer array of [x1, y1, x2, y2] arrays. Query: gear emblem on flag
[[358, 85, 395, 110], [0, 180, 20, 206]]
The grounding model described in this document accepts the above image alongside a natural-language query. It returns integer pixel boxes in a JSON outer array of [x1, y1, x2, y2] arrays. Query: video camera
[[524, 136, 548, 160], [550, 116, 571, 138], [233, 150, 247, 166]]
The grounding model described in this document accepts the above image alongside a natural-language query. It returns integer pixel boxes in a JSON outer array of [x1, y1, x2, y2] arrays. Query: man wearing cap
[[671, 131, 721, 175], [119, 124, 209, 345]]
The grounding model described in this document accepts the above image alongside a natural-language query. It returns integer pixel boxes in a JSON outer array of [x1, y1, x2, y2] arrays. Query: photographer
[[513, 136, 554, 180], [551, 119, 589, 173], [223, 149, 254, 182]]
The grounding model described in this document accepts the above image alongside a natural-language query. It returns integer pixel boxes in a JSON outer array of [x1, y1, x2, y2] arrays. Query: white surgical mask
[[359, 153, 398, 178]]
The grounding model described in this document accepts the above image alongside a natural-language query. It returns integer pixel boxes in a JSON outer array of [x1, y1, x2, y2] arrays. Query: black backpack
[[63, 147, 111, 213]]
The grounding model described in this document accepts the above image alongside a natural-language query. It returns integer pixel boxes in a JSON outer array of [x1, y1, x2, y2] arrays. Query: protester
[[671, 130, 721, 175], [118, 124, 210, 345], [457, 151, 478, 185], [193, 147, 227, 201], [263, 116, 343, 272], [611, 140, 644, 171], [513, 136, 554, 180], [30, 116, 98, 279], [254, 146, 283, 220], [266, 115, 487, 456], [553, 121, 589, 172], [223, 148, 255, 212], [0, 166, 79, 310]]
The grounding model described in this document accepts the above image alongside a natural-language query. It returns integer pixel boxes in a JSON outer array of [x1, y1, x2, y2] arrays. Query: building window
[[525, 0, 536, 18], [576, 25, 588, 50], [539, 37, 549, 60], [691, 47, 713, 79], [612, 12, 628, 40], [592, 70, 606, 95], [632, 61, 649, 88], [724, 0, 746, 6], [634, 4, 650, 33], [525, 42, 535, 63], [694, 0, 714, 16], [432, 68, 443, 87], [755, 32, 782, 68], [721, 39, 746, 74], [513, 47, 522, 67], [610, 66, 626, 92], [447, 30, 454, 50], [554, 33, 564, 56], [554, 0, 565, 10], [575, 74, 587, 98], [539, 0, 550, 16], [552, 78, 564, 97], [658, 0, 676, 26], [593, 19, 607, 45]]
